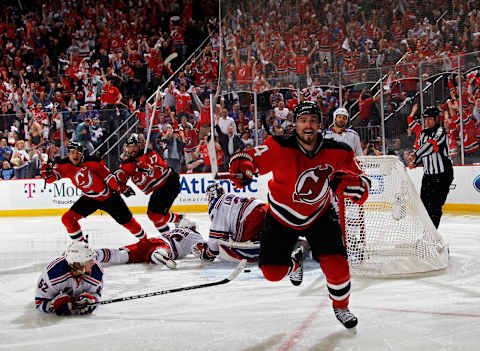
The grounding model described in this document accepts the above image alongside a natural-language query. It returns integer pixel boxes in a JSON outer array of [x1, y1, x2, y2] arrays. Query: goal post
[[342, 156, 449, 277]]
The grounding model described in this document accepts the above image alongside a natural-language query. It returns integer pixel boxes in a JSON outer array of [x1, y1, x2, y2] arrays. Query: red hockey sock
[[123, 218, 146, 239], [169, 213, 181, 223], [317, 254, 351, 309], [260, 264, 290, 282], [61, 210, 84, 240], [147, 210, 170, 232]]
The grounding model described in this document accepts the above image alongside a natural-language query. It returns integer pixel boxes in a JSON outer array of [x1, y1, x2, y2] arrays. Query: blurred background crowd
[[1, 0, 479, 180]]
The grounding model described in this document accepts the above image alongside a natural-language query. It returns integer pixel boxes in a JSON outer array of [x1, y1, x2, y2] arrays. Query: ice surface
[[1, 213, 479, 351]]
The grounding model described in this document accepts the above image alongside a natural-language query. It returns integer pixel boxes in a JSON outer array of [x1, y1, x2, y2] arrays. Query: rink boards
[[0, 165, 479, 216]]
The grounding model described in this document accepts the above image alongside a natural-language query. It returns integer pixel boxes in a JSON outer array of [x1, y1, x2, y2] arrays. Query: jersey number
[[254, 145, 269, 157], [38, 279, 48, 293]]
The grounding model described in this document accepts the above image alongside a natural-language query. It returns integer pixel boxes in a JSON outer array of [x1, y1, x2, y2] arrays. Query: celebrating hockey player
[[115, 133, 195, 233], [192, 183, 267, 263], [96, 226, 204, 269], [35, 242, 102, 316], [228, 101, 371, 329], [41, 141, 147, 242], [410, 106, 454, 228], [324, 107, 363, 157]]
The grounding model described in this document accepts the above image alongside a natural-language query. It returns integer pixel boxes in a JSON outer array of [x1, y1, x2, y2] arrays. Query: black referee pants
[[420, 167, 454, 229]]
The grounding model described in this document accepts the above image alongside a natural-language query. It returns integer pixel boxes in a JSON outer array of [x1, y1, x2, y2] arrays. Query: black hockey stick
[[74, 259, 246, 309]]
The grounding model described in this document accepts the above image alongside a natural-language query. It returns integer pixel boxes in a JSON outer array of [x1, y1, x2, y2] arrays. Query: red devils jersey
[[117, 149, 171, 195], [244, 134, 364, 229], [48, 156, 119, 201]]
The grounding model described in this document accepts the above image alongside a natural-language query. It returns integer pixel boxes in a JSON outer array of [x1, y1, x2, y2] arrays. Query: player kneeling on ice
[[96, 226, 204, 269], [228, 101, 371, 329], [35, 242, 102, 316], [192, 183, 268, 263]]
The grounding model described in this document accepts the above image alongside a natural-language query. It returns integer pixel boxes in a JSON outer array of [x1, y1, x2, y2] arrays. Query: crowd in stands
[[1, 0, 480, 181]]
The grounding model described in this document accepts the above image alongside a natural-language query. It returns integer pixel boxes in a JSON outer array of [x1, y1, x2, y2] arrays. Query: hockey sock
[[317, 254, 351, 309], [260, 264, 290, 282], [95, 248, 129, 265], [123, 218, 146, 239], [169, 212, 182, 223], [147, 210, 170, 233], [61, 210, 84, 241]]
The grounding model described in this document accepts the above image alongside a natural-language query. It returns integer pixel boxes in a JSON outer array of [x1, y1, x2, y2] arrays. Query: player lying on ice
[[35, 242, 102, 316], [191, 183, 268, 263], [95, 224, 204, 269], [227, 101, 371, 329]]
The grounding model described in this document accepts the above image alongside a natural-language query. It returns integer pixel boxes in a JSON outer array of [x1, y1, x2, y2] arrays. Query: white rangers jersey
[[324, 128, 363, 157], [161, 228, 204, 259], [35, 256, 103, 313], [208, 193, 264, 251]]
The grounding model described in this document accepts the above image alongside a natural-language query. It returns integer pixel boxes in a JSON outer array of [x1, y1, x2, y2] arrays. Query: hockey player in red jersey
[[41, 142, 147, 242], [115, 134, 195, 233], [228, 101, 371, 329]]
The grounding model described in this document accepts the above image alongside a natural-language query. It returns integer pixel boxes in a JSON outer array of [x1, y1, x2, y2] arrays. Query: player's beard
[[296, 130, 317, 148]]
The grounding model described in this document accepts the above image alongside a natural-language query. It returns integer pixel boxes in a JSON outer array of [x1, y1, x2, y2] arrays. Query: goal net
[[342, 156, 449, 277]]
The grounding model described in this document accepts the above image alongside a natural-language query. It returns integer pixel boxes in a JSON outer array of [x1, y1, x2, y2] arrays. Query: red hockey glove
[[137, 155, 155, 177], [73, 293, 98, 315], [40, 163, 59, 183], [47, 292, 74, 316], [229, 152, 256, 188], [331, 171, 371, 205]]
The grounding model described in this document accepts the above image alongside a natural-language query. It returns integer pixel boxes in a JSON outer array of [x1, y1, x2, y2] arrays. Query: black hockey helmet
[[126, 133, 139, 146], [423, 106, 440, 120], [292, 101, 321, 122], [67, 141, 84, 153]]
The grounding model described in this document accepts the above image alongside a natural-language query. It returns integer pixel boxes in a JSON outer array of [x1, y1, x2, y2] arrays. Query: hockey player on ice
[[95, 226, 204, 269], [35, 242, 102, 316], [192, 183, 267, 263], [228, 101, 371, 329], [115, 133, 195, 233], [41, 141, 147, 242]]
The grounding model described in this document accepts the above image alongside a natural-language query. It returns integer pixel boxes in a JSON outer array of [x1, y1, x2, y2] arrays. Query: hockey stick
[[215, 172, 243, 179], [74, 259, 246, 309]]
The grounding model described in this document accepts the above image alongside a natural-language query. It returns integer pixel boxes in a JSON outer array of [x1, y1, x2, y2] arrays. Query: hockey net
[[342, 156, 449, 277]]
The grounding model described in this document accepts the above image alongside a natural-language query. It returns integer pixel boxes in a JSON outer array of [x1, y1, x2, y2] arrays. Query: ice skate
[[333, 306, 358, 329], [289, 246, 304, 286]]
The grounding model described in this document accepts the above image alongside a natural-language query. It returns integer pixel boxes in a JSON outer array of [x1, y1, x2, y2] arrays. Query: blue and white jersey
[[35, 256, 103, 313], [161, 228, 204, 259], [324, 128, 363, 157], [208, 193, 264, 251]]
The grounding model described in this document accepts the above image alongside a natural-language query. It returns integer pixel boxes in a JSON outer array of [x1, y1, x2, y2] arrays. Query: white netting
[[344, 156, 449, 277]]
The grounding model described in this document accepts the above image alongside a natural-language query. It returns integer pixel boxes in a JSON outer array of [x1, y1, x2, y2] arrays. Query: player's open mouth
[[303, 130, 313, 135]]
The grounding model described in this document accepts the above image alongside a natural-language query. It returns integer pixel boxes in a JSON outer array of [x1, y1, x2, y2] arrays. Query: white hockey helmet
[[206, 183, 225, 204], [333, 107, 349, 120], [65, 241, 95, 265]]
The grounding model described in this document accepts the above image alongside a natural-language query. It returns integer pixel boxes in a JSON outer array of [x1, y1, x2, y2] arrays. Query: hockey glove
[[330, 171, 371, 205], [137, 155, 155, 177], [229, 152, 256, 188], [47, 292, 74, 316], [40, 163, 59, 183], [192, 243, 217, 263], [73, 293, 98, 315], [123, 186, 136, 198]]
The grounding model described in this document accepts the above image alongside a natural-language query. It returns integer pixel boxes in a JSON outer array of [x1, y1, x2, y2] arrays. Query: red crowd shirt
[[101, 84, 121, 105]]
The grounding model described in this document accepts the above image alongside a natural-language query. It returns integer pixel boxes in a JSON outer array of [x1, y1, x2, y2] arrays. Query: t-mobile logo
[[24, 183, 36, 198]]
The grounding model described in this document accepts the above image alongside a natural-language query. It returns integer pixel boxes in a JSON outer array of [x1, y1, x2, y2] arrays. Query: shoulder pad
[[83, 154, 102, 163], [272, 134, 298, 148], [345, 128, 359, 136], [89, 264, 103, 282], [46, 257, 69, 280], [322, 138, 353, 153]]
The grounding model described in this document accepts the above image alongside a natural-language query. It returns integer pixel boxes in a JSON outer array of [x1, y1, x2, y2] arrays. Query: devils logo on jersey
[[293, 165, 333, 204], [75, 167, 93, 188]]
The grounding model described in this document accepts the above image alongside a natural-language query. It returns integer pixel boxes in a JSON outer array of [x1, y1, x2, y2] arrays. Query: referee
[[410, 106, 454, 228]]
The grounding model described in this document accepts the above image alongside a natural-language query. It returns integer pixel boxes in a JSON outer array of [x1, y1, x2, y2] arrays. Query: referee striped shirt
[[414, 125, 452, 175]]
